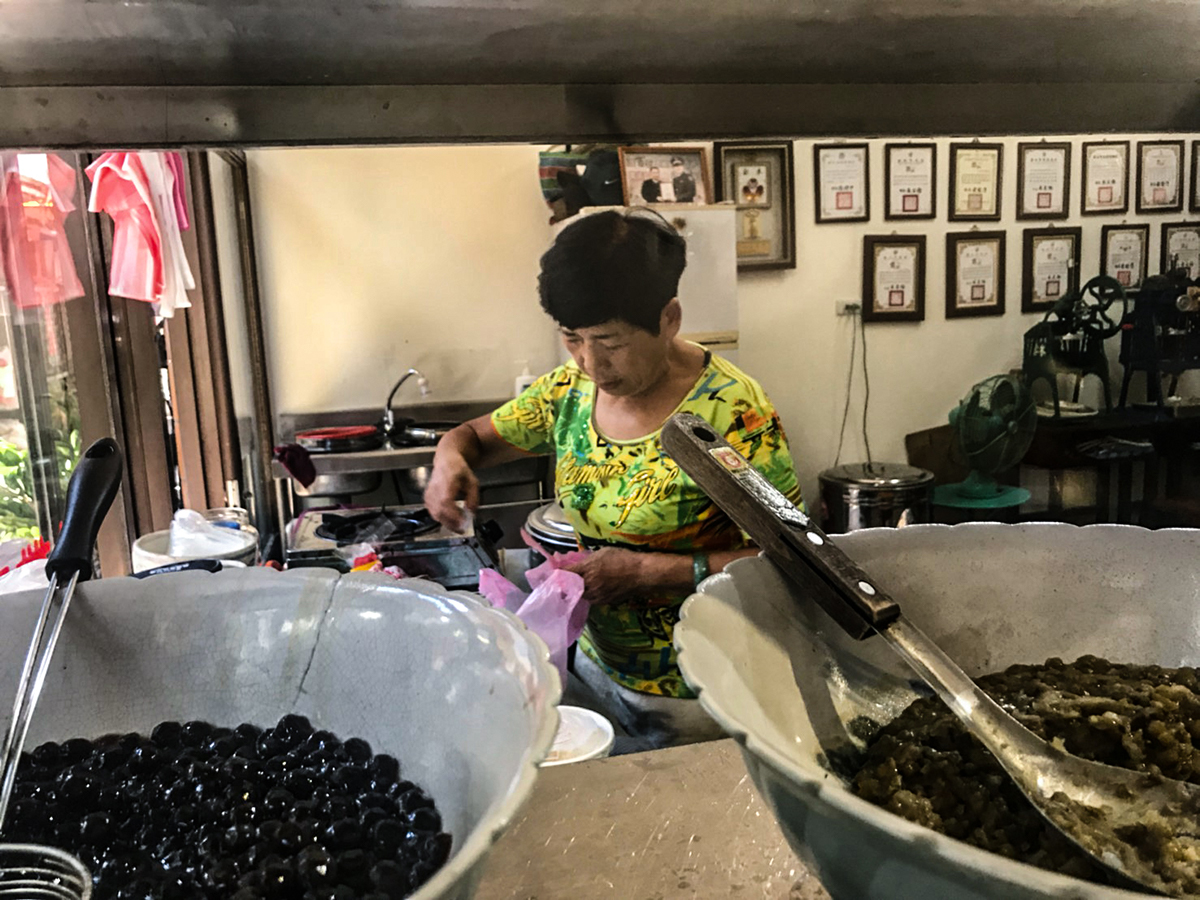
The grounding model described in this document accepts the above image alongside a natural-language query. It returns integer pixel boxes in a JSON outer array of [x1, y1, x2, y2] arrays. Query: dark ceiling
[[1, 1, 1198, 147]]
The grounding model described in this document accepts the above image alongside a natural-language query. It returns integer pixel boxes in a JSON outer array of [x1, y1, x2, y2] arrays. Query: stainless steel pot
[[524, 502, 578, 561], [818, 462, 934, 533]]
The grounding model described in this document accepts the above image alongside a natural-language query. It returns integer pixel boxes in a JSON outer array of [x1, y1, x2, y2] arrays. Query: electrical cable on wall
[[859, 311, 873, 467], [834, 306, 873, 468], [833, 307, 858, 466]]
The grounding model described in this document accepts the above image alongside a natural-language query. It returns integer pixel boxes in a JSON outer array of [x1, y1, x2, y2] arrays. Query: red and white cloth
[[0, 152, 85, 310], [85, 151, 195, 317]]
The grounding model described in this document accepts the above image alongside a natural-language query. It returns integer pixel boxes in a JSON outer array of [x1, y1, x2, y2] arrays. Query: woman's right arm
[[423, 414, 533, 530]]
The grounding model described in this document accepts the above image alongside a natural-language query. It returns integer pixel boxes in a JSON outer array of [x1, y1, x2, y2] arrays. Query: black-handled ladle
[[0, 437, 123, 900], [663, 412, 1195, 897]]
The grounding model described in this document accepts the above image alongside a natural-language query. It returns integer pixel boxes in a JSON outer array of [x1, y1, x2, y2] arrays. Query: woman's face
[[560, 306, 677, 399]]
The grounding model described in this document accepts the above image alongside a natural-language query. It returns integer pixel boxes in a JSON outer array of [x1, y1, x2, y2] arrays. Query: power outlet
[[836, 301, 862, 317]]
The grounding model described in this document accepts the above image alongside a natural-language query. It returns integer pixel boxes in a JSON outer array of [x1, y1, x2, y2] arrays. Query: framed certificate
[[1191, 141, 1200, 213], [1100, 224, 1149, 289], [884, 143, 936, 220], [1082, 141, 1129, 215], [946, 231, 1006, 318], [1136, 140, 1184, 214], [1021, 227, 1081, 314], [1161, 222, 1200, 279], [949, 143, 1003, 221], [862, 235, 926, 323], [814, 143, 869, 223], [1017, 142, 1070, 220], [713, 141, 796, 270]]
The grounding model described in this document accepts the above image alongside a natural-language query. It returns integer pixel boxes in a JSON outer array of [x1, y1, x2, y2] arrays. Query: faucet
[[383, 368, 431, 433]]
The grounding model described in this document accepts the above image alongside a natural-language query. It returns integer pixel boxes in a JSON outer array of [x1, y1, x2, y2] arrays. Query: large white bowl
[[0, 567, 560, 900], [675, 523, 1200, 900]]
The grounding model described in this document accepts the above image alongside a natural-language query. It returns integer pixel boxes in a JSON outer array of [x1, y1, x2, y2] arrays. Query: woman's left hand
[[562, 547, 645, 606]]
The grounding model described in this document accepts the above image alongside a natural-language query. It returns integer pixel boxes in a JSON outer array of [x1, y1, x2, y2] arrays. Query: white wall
[[245, 135, 1197, 502], [246, 145, 561, 414]]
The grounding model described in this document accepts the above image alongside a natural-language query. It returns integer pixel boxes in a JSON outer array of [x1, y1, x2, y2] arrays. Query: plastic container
[[131, 528, 258, 574], [202, 507, 252, 529], [513, 361, 536, 398]]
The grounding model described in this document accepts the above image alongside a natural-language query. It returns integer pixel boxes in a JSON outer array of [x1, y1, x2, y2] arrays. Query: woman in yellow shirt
[[424, 209, 802, 746]]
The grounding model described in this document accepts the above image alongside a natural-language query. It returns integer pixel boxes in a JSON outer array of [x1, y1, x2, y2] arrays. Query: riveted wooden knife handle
[[662, 412, 899, 640]]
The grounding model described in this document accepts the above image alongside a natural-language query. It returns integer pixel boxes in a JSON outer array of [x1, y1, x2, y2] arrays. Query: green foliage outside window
[[0, 387, 83, 540]]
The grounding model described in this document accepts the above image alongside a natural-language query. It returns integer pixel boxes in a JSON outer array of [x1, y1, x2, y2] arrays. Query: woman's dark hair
[[537, 209, 687, 334]]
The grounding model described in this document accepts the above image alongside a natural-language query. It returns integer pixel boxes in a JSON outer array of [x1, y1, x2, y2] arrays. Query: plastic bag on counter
[[0, 537, 54, 596], [0, 558, 47, 596], [336, 543, 408, 579], [479, 561, 589, 684], [167, 509, 252, 559]]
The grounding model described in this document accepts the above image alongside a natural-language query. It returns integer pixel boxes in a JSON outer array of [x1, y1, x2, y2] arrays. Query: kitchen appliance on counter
[[818, 462, 934, 533], [524, 502, 579, 562], [284, 505, 502, 589]]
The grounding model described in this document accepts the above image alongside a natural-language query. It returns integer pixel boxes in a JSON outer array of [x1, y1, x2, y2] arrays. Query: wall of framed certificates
[[704, 131, 1200, 502], [798, 135, 1200, 329]]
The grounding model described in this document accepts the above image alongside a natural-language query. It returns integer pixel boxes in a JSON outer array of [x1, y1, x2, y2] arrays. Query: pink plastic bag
[[478, 563, 589, 684], [478, 567, 527, 613]]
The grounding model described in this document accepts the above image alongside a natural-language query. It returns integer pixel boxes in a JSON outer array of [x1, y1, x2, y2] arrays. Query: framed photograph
[[1100, 224, 1149, 288], [1161, 221, 1200, 279], [861, 235, 926, 323], [1191, 141, 1200, 213], [713, 141, 796, 270], [618, 146, 711, 206], [949, 143, 1003, 221], [1016, 142, 1071, 220], [884, 143, 936, 220], [1082, 141, 1130, 215], [1021, 227, 1081, 314], [813, 143, 869, 223], [946, 231, 1006, 318], [1136, 140, 1184, 213]]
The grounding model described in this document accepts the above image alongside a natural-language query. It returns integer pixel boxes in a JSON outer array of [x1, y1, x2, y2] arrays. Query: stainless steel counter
[[476, 739, 831, 900]]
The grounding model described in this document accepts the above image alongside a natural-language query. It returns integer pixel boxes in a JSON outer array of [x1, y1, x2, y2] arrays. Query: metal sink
[[273, 400, 503, 477]]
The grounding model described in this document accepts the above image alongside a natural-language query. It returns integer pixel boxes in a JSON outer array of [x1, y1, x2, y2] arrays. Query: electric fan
[[933, 374, 1037, 508]]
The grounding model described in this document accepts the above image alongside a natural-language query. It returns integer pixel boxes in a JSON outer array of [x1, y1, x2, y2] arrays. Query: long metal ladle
[[663, 412, 1200, 897]]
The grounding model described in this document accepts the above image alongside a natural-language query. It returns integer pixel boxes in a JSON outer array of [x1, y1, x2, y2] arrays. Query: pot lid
[[819, 463, 935, 488], [526, 503, 577, 538]]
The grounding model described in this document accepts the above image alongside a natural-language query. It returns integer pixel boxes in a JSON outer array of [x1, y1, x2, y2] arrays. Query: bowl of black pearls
[[0, 566, 560, 900]]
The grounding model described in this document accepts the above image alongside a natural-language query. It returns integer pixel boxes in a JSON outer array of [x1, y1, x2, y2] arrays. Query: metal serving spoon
[[663, 412, 1200, 898]]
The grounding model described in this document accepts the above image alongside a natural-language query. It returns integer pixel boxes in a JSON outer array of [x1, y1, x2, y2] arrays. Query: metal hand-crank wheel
[[1073, 274, 1128, 339]]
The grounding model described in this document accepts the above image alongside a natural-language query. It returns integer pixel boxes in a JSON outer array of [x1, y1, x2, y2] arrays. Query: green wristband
[[692, 552, 711, 588]]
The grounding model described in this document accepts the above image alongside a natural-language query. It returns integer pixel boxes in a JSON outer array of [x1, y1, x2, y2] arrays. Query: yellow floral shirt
[[491, 353, 803, 697]]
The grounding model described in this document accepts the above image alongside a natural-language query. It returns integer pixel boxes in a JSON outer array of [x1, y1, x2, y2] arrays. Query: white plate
[[1036, 401, 1097, 418], [541, 705, 615, 766]]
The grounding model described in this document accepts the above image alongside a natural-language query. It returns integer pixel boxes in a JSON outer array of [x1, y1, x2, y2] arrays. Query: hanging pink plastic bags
[[478, 551, 591, 685]]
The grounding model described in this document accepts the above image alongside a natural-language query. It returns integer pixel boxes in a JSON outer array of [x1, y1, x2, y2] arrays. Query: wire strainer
[[0, 438, 123, 900]]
